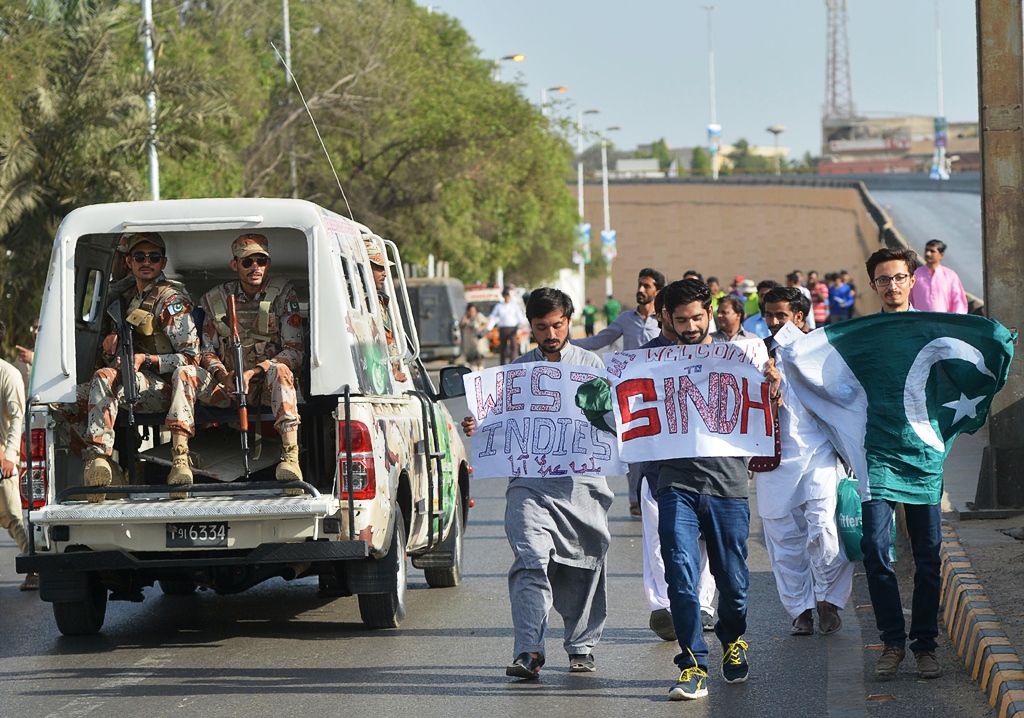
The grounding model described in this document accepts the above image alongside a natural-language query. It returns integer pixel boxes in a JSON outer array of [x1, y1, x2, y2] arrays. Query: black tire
[[158, 579, 198, 596], [52, 573, 108, 636], [424, 488, 464, 588], [358, 507, 408, 629]]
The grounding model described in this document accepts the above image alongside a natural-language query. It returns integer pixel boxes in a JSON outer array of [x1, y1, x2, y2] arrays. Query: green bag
[[836, 476, 896, 563]]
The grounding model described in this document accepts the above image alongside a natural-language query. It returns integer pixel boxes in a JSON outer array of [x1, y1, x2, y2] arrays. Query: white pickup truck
[[17, 198, 472, 635]]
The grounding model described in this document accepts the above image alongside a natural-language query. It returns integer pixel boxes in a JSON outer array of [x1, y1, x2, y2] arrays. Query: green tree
[[691, 146, 711, 175], [727, 138, 774, 173]]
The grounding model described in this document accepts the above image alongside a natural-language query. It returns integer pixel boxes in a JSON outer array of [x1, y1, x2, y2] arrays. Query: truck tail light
[[20, 429, 47, 509], [339, 421, 376, 500]]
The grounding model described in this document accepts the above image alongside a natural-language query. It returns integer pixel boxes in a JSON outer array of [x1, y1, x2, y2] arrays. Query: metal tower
[[824, 0, 856, 119]]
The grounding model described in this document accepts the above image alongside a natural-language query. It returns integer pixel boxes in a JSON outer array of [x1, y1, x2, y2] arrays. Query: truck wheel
[[159, 580, 198, 596], [424, 488, 464, 589], [52, 573, 107, 636], [358, 507, 408, 629]]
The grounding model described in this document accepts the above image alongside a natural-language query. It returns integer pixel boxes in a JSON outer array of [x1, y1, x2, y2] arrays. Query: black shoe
[[506, 652, 544, 679], [649, 608, 677, 641], [569, 654, 596, 673]]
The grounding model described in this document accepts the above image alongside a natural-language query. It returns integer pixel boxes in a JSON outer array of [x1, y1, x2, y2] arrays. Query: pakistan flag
[[777, 312, 1015, 504]]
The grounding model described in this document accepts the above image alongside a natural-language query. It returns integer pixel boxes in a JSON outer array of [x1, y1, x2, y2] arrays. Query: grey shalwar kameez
[[505, 344, 614, 660]]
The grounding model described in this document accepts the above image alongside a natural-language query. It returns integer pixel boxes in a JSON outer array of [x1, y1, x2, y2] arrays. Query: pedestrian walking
[[461, 288, 612, 680], [909, 239, 969, 313], [656, 279, 781, 701], [759, 287, 853, 636], [581, 298, 598, 337], [486, 287, 527, 365]]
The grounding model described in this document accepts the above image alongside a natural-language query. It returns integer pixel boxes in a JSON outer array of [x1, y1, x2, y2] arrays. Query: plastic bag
[[836, 476, 896, 563]]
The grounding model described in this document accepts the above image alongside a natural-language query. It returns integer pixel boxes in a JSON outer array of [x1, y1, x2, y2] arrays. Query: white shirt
[[487, 300, 526, 329], [0, 358, 25, 463]]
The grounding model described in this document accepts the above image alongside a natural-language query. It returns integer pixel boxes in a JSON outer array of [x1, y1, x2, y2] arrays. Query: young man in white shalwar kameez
[[758, 286, 854, 636], [462, 288, 613, 679]]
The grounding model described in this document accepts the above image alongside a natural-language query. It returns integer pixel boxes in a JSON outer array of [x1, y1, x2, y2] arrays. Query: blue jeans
[[861, 499, 942, 654], [658, 488, 749, 671]]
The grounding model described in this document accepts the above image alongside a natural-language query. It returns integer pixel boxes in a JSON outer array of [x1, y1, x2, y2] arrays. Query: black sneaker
[[568, 654, 596, 673], [649, 608, 676, 641], [668, 665, 709, 700], [721, 638, 749, 683]]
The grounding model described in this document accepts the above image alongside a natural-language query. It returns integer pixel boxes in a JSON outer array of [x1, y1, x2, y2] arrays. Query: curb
[[941, 522, 1024, 718]]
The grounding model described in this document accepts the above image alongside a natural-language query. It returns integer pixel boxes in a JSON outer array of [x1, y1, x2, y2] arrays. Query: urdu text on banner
[[605, 339, 775, 463], [463, 362, 626, 479]]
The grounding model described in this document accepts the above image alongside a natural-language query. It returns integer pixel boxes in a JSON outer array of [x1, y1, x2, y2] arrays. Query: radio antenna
[[271, 42, 354, 220]]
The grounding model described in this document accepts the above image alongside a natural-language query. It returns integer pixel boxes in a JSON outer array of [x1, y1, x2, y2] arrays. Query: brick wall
[[577, 182, 883, 316]]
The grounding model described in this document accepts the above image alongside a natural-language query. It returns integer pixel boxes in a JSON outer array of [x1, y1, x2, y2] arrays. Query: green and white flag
[[776, 312, 1015, 504]]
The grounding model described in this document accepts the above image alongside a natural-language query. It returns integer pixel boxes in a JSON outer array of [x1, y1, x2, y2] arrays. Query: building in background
[[820, 115, 978, 175]]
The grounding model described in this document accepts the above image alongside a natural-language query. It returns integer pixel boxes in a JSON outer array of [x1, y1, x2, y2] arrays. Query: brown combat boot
[[167, 443, 193, 499], [83, 453, 112, 503], [276, 443, 303, 495]]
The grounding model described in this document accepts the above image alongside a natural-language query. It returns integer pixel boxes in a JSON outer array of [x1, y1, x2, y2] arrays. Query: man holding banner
[[460, 288, 615, 680], [608, 279, 780, 700], [758, 286, 853, 637]]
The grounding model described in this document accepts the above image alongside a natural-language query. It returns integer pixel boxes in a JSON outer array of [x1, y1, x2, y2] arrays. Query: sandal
[[19, 573, 39, 591], [569, 654, 596, 673], [629, 503, 642, 519], [506, 652, 544, 679]]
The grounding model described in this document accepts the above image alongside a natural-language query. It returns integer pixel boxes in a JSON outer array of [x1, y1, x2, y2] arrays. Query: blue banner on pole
[[574, 223, 592, 265], [601, 229, 617, 262]]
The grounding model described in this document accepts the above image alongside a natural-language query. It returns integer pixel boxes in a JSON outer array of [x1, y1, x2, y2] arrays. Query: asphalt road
[[0, 380, 995, 717]]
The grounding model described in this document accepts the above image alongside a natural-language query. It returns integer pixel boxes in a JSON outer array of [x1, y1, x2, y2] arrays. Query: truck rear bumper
[[16, 539, 369, 574]]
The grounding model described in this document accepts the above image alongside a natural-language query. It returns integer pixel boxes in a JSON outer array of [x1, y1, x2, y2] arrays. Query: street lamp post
[[767, 124, 786, 176], [601, 125, 621, 298], [492, 53, 525, 82], [701, 5, 720, 181], [541, 85, 567, 117], [930, 0, 950, 180], [576, 108, 600, 297]]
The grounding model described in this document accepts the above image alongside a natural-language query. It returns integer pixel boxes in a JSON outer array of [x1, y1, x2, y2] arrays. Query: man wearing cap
[[82, 233, 200, 501], [365, 239, 408, 382], [166, 233, 305, 489]]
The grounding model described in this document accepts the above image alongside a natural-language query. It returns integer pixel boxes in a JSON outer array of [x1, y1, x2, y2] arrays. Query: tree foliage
[[691, 146, 711, 175], [0, 0, 577, 349]]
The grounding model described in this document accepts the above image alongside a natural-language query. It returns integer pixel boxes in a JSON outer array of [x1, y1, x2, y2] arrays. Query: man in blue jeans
[[655, 279, 781, 700], [861, 247, 944, 681]]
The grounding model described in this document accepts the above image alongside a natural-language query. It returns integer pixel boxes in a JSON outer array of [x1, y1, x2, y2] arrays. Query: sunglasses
[[240, 255, 269, 268], [130, 251, 164, 264]]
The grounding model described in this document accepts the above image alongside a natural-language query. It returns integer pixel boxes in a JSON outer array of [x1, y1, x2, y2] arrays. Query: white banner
[[605, 340, 775, 463], [463, 362, 626, 479]]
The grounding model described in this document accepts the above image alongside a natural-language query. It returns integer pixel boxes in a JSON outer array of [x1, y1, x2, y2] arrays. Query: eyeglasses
[[130, 251, 164, 264], [240, 255, 270, 269], [872, 273, 910, 287]]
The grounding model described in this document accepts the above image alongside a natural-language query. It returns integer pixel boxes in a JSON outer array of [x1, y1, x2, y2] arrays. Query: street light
[[766, 124, 786, 176], [576, 108, 600, 295], [701, 5, 720, 180], [492, 53, 525, 82], [601, 125, 621, 298], [541, 85, 567, 117]]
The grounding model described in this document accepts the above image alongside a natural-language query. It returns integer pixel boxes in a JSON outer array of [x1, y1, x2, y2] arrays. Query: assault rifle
[[225, 295, 250, 477], [107, 302, 138, 425]]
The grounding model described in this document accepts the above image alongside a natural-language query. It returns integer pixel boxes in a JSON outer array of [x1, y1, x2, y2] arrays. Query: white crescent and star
[[903, 337, 994, 453]]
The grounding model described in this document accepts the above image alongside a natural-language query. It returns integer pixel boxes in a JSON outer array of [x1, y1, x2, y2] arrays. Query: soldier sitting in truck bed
[[166, 233, 304, 490], [82, 233, 200, 501]]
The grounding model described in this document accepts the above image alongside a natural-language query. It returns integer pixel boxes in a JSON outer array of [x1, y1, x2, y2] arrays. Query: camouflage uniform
[[84, 273, 199, 455], [167, 278, 304, 435]]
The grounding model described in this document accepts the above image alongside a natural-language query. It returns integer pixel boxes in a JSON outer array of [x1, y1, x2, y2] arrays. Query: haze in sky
[[421, 1, 979, 162]]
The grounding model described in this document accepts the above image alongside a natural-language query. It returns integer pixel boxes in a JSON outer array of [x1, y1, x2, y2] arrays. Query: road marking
[[41, 653, 173, 718]]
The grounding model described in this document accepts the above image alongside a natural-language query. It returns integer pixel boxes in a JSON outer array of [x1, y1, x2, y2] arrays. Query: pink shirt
[[910, 264, 968, 313]]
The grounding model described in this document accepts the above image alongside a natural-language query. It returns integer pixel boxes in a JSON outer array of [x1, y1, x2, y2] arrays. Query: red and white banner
[[606, 340, 776, 463]]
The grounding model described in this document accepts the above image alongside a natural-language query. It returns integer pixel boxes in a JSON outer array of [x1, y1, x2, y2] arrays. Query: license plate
[[166, 522, 228, 548]]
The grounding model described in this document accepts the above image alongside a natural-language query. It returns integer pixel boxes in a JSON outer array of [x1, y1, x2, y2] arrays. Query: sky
[[418, 0, 979, 161]]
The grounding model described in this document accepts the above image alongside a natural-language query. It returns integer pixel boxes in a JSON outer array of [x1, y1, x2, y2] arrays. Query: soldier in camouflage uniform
[[83, 234, 200, 501], [166, 233, 304, 488], [366, 239, 407, 383]]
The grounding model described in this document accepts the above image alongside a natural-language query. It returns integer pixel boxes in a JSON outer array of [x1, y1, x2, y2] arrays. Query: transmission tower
[[824, 0, 856, 119]]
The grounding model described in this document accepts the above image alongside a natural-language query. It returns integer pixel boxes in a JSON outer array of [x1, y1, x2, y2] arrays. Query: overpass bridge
[[576, 173, 984, 310]]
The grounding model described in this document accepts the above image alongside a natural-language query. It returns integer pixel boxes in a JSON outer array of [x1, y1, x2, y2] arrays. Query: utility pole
[[283, 0, 298, 199], [142, 0, 159, 200], [701, 5, 720, 180], [975, 0, 1024, 510]]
